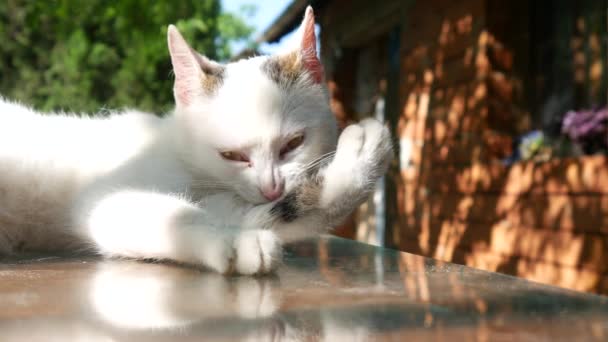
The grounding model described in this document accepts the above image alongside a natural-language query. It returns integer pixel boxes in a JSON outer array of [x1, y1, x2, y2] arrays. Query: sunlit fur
[[174, 55, 337, 204], [0, 7, 392, 275]]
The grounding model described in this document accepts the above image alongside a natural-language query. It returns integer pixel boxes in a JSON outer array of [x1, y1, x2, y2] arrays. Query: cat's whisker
[[310, 150, 336, 164], [189, 181, 231, 187], [302, 151, 336, 172], [188, 179, 232, 185], [302, 151, 336, 169], [189, 184, 232, 191]]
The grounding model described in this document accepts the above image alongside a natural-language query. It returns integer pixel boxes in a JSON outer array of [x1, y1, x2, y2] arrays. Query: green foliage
[[0, 0, 255, 114]]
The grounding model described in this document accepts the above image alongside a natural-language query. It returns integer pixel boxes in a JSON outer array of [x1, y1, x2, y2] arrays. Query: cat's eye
[[220, 151, 249, 163], [280, 134, 305, 158]]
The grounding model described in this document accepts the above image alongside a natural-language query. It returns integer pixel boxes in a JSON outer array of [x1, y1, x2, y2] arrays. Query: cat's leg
[[319, 118, 393, 223], [267, 118, 392, 241], [76, 190, 281, 274]]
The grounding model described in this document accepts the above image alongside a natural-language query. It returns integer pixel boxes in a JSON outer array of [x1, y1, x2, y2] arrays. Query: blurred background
[[2, 0, 608, 294], [0, 0, 294, 114]]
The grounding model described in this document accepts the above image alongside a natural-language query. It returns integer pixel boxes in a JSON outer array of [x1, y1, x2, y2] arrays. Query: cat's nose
[[260, 182, 284, 201]]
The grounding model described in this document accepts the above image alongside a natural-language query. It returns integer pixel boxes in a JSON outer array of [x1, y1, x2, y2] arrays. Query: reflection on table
[[1, 235, 607, 341]]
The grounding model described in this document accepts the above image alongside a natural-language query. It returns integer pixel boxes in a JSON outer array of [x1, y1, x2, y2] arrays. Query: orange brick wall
[[320, 0, 608, 293], [394, 0, 608, 293], [399, 156, 608, 293]]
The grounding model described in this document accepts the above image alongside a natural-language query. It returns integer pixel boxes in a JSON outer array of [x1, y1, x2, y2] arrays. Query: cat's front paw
[[320, 119, 392, 206], [341, 118, 392, 174], [232, 229, 282, 275]]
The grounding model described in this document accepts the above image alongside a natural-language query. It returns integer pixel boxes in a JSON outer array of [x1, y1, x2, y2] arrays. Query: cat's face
[[168, 9, 337, 204]]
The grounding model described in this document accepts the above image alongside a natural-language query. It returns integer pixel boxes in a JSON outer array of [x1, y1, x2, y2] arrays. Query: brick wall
[[400, 156, 608, 293], [394, 0, 608, 293], [320, 0, 608, 293]]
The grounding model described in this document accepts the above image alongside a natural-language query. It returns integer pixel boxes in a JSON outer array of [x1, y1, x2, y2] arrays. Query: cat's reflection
[[1, 258, 380, 341], [87, 261, 373, 341], [90, 262, 280, 329], [0, 260, 292, 341]]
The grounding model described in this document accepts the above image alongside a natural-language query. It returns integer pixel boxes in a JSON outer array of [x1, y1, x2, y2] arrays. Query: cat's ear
[[298, 6, 323, 83], [167, 25, 223, 107]]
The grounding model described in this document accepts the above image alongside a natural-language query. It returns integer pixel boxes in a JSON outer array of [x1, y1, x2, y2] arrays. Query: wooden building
[[260, 0, 608, 293]]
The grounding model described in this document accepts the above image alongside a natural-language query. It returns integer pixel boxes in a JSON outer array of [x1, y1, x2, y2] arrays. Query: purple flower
[[561, 107, 608, 154]]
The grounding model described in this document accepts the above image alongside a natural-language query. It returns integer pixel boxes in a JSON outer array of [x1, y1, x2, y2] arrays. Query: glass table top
[[1, 235, 607, 341]]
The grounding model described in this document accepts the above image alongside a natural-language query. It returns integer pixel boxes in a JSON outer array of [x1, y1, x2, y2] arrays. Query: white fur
[[0, 14, 391, 274], [321, 119, 390, 206], [89, 263, 280, 329], [0, 70, 324, 274]]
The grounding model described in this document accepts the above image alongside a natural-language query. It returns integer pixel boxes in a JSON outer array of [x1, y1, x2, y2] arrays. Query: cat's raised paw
[[335, 118, 391, 170], [337, 123, 365, 158], [355, 119, 392, 168], [232, 229, 282, 275], [319, 118, 392, 208]]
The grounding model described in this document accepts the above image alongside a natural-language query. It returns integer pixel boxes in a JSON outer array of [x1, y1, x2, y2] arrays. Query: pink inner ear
[[168, 25, 202, 106], [300, 7, 323, 83]]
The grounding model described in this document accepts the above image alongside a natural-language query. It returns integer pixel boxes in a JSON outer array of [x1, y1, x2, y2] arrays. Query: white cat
[[0, 7, 392, 275]]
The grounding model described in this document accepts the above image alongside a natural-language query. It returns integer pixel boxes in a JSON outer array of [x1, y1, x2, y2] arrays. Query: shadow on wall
[[393, 0, 608, 294]]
